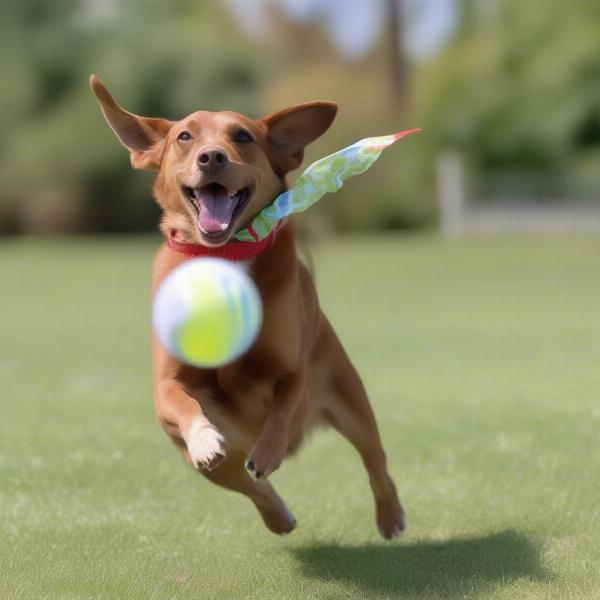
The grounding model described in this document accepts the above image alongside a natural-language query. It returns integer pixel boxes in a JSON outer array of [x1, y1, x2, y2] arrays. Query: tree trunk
[[387, 0, 410, 122]]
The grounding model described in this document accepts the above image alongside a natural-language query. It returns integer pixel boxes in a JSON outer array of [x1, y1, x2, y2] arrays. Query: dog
[[90, 74, 405, 538]]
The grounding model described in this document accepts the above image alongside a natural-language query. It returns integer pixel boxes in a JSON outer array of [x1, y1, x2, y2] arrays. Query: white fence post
[[437, 151, 466, 238]]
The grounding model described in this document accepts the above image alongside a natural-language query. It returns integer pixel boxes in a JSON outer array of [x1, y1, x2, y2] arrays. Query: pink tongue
[[196, 187, 235, 234]]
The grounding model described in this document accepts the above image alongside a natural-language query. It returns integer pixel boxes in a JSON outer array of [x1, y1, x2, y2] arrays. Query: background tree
[[415, 0, 600, 199], [1, 0, 598, 234], [0, 0, 261, 233]]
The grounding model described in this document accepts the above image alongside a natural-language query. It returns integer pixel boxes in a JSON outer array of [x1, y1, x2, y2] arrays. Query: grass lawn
[[1, 233, 600, 599]]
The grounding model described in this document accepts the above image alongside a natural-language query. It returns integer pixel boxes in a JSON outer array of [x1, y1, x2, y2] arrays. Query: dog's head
[[90, 75, 337, 246]]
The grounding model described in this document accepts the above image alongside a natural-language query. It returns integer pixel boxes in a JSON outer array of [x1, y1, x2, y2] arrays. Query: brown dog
[[90, 74, 405, 538]]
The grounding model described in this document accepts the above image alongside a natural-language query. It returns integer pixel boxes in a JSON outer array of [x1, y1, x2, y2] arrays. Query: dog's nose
[[197, 148, 228, 170]]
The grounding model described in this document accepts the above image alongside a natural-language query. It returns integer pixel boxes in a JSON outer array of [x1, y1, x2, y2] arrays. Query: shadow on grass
[[292, 530, 551, 599]]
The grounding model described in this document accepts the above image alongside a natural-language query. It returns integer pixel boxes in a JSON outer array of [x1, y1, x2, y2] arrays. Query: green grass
[[1, 233, 600, 599]]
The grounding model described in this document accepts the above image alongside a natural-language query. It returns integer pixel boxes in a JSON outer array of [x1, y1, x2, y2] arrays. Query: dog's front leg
[[245, 372, 306, 479], [156, 379, 226, 471]]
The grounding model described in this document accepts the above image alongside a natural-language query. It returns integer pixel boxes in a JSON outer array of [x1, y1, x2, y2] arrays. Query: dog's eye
[[177, 131, 192, 142], [233, 129, 254, 144]]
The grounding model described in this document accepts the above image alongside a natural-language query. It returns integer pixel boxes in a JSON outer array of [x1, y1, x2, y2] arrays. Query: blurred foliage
[[257, 6, 435, 233], [1, 0, 599, 234], [415, 0, 600, 199], [0, 0, 262, 233]]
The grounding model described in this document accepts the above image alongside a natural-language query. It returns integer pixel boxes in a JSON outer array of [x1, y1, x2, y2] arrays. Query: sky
[[225, 0, 458, 61]]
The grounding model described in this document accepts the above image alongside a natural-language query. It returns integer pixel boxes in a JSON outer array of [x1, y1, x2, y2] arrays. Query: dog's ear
[[261, 101, 338, 175], [90, 74, 173, 170]]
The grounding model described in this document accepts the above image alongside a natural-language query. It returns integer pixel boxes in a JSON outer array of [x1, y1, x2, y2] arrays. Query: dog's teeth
[[220, 223, 227, 231]]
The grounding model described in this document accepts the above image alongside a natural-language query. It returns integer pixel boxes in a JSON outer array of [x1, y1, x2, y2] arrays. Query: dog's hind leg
[[200, 452, 297, 535], [317, 317, 405, 539]]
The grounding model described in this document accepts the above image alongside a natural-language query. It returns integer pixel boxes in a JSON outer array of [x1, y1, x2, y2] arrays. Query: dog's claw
[[245, 459, 266, 480], [246, 434, 286, 480]]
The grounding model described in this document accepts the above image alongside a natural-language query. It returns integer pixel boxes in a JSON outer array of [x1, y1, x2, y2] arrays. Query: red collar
[[167, 228, 278, 262]]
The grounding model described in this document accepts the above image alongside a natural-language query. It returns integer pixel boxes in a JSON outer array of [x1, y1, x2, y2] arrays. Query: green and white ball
[[153, 258, 262, 368]]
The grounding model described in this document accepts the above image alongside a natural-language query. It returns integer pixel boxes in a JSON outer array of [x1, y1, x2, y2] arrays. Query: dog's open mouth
[[182, 183, 251, 243]]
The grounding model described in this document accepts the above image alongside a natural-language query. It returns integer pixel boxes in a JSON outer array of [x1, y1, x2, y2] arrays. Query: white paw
[[185, 421, 227, 471]]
